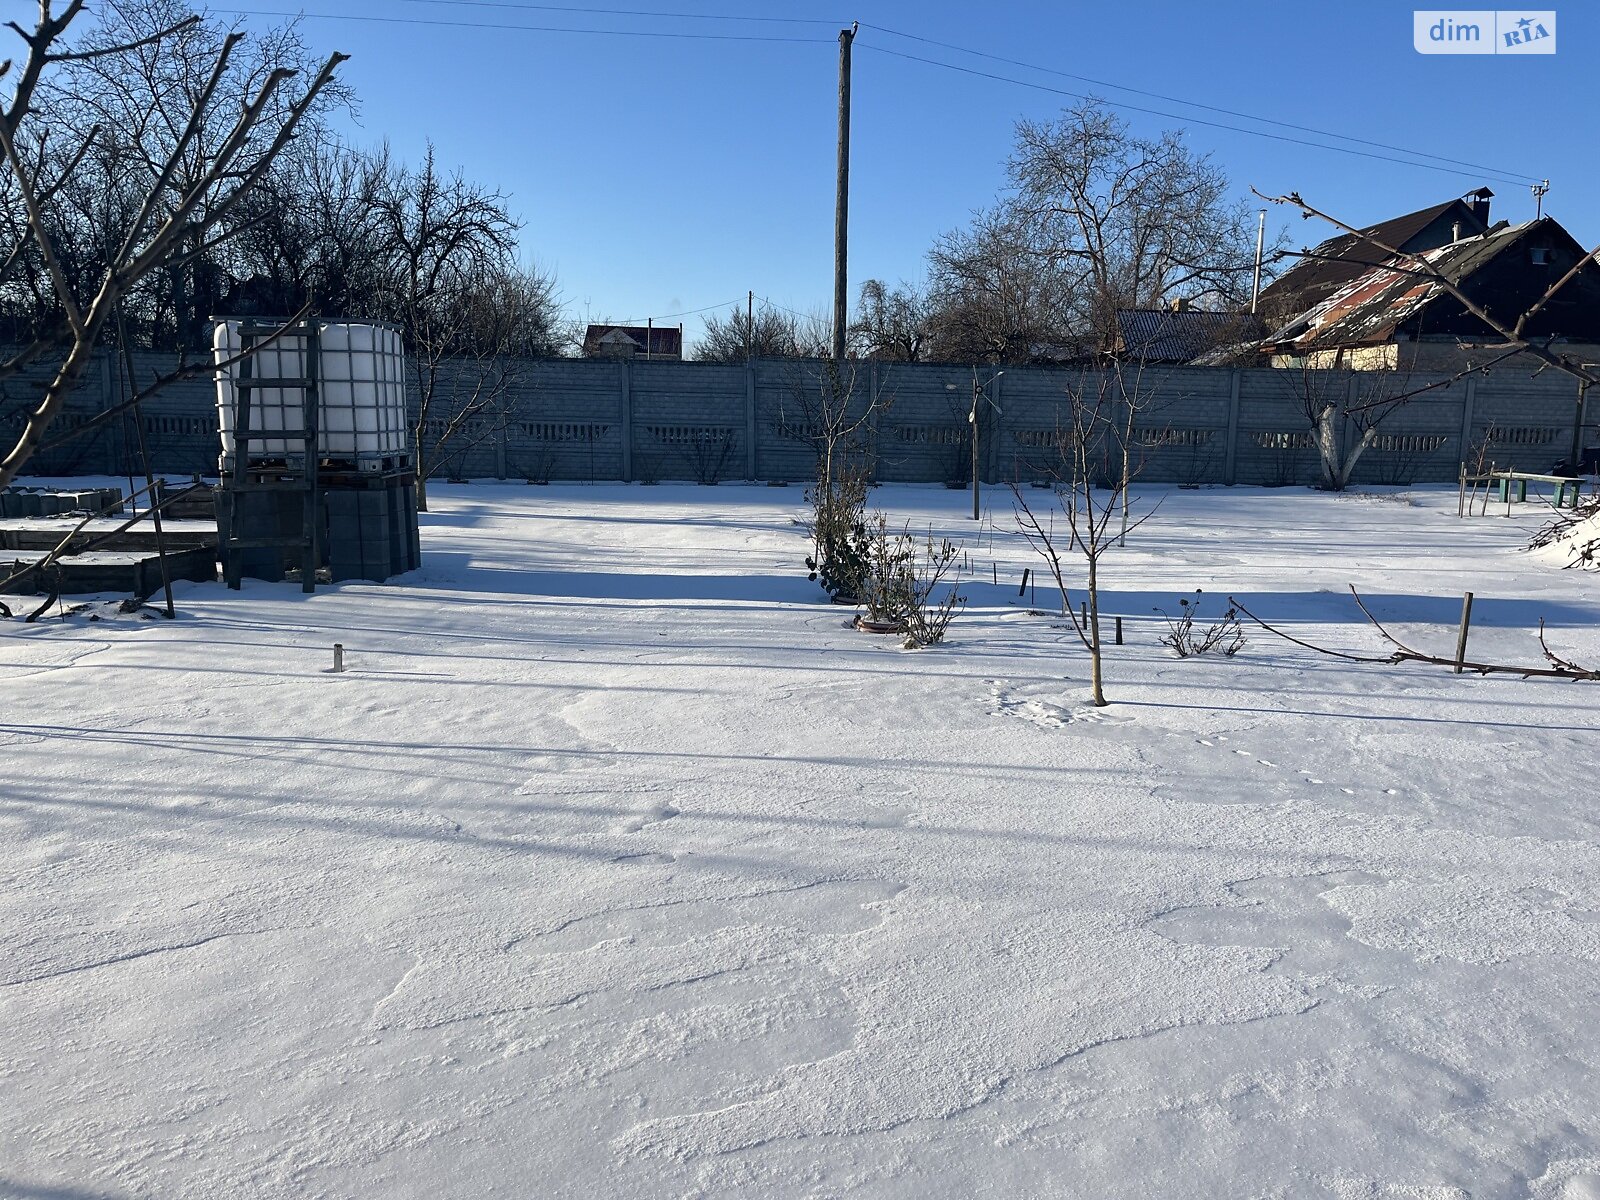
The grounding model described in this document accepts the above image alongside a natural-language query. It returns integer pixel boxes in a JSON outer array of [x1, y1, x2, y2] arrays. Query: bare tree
[[1011, 372, 1153, 707], [926, 204, 1080, 364], [1252, 188, 1600, 492], [1011, 100, 1278, 346], [367, 143, 523, 509], [699, 303, 784, 361], [0, 1, 346, 490], [925, 99, 1282, 364], [849, 278, 930, 362]]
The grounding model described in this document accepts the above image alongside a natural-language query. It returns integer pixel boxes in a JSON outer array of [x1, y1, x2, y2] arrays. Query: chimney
[[1169, 296, 1191, 313], [1468, 186, 1493, 227]]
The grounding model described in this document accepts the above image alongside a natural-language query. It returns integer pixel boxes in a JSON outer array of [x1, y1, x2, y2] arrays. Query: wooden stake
[[1115, 616, 1124, 645], [1453, 592, 1474, 674], [1018, 567, 1030, 597], [333, 643, 345, 673]]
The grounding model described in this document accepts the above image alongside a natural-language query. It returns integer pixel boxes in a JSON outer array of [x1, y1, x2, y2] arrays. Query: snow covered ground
[[3, 480, 1599, 1199]]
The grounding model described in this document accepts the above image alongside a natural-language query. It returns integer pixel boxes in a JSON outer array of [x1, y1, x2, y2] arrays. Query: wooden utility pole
[[833, 23, 856, 362], [747, 290, 754, 360]]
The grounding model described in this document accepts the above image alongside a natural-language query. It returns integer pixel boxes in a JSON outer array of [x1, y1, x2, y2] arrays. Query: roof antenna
[[1532, 179, 1550, 219]]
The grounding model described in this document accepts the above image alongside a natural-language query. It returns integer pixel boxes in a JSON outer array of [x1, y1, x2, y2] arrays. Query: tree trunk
[[1087, 550, 1107, 706], [1337, 427, 1378, 489], [1315, 406, 1344, 490]]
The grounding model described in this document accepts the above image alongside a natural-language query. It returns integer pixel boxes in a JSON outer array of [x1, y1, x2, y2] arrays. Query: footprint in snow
[[1199, 734, 1379, 798]]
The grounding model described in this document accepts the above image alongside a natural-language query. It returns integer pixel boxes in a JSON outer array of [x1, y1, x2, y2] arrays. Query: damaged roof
[[1268, 219, 1552, 350], [1258, 196, 1488, 316]]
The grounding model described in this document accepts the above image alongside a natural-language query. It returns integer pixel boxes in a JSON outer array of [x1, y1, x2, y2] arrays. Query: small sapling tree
[[1012, 371, 1155, 706]]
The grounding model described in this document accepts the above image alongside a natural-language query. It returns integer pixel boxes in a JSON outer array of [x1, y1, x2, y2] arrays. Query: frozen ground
[[3, 480, 1599, 1200]]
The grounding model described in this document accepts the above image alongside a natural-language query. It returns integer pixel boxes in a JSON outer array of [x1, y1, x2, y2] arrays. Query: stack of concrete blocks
[[215, 475, 420, 585], [0, 486, 124, 517], [322, 476, 421, 583]]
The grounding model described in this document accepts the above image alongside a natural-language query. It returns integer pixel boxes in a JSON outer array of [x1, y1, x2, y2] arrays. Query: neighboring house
[[582, 324, 683, 360], [1110, 304, 1265, 364], [1263, 215, 1600, 372], [1257, 188, 1495, 324]]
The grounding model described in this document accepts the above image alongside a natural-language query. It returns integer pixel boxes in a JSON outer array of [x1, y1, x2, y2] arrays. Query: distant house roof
[[582, 324, 683, 358], [1259, 192, 1492, 319], [1266, 215, 1600, 353], [1112, 308, 1265, 363]]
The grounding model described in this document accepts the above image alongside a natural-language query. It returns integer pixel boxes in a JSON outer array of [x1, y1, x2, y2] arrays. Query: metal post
[[1571, 379, 1589, 469], [1454, 591, 1474, 673], [970, 373, 980, 521]]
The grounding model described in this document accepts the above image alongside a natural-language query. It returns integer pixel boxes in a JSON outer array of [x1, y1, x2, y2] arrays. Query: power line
[[604, 298, 744, 324], [210, 7, 833, 42], [395, 0, 843, 24], [859, 22, 1540, 185], [857, 42, 1540, 189], [756, 296, 814, 320]]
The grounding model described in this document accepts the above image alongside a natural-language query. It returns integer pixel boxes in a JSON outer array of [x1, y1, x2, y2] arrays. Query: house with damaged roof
[[1262, 209, 1600, 373], [1257, 189, 1496, 325]]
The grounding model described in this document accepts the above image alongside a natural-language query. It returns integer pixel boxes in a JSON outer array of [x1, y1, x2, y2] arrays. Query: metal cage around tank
[[214, 319, 411, 472], [212, 317, 421, 589]]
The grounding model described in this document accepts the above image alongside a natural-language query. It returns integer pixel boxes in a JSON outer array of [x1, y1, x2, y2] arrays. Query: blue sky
[[209, 1, 1593, 345]]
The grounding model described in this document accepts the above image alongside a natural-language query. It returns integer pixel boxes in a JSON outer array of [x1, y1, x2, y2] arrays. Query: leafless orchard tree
[[0, 0, 346, 490], [1012, 372, 1155, 707], [1219, 191, 1600, 683]]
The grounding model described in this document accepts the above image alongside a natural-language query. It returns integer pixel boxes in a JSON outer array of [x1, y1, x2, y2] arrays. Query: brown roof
[[1267, 219, 1543, 350], [1259, 197, 1487, 317]]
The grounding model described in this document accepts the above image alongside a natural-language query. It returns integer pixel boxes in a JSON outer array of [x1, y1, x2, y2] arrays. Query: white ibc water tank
[[214, 320, 410, 466]]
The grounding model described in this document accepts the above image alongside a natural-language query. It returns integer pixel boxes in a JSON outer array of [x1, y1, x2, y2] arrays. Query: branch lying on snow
[[1229, 586, 1600, 682]]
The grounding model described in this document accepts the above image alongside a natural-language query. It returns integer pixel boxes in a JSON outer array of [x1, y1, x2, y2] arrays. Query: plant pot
[[854, 615, 904, 635]]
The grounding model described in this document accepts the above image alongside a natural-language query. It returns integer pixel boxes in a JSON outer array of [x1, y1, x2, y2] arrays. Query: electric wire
[[210, 6, 1544, 186], [858, 22, 1539, 185], [395, 0, 843, 24], [209, 7, 832, 42], [857, 42, 1540, 188], [605, 298, 744, 324]]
